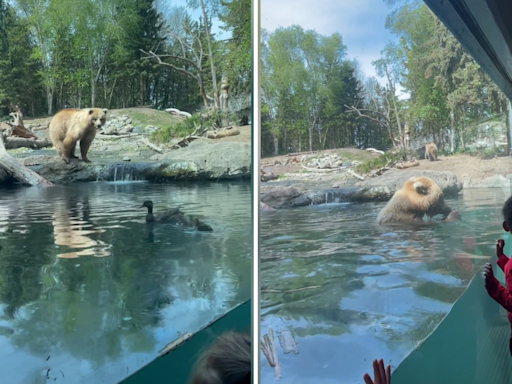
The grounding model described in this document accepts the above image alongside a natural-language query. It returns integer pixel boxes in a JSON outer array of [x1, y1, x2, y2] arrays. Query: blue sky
[[261, 0, 398, 83], [157, 0, 228, 39]]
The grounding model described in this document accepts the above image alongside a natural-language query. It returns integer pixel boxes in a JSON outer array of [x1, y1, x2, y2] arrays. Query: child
[[188, 331, 251, 384], [483, 196, 512, 355]]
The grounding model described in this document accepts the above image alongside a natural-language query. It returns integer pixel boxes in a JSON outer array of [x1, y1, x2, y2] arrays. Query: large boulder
[[357, 169, 462, 197], [260, 184, 393, 209], [260, 184, 309, 209], [156, 139, 251, 179]]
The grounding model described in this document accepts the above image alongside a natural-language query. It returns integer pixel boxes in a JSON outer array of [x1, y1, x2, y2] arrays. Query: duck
[[140, 200, 213, 232]]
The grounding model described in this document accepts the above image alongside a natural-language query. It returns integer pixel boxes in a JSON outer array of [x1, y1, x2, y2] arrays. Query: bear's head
[[88, 108, 108, 129]]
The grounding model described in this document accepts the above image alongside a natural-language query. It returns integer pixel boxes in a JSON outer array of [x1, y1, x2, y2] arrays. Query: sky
[[158, 0, 228, 39], [261, 0, 398, 84]]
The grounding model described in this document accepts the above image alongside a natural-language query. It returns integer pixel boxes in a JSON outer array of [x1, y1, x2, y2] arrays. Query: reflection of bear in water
[[49, 108, 108, 164], [377, 176, 460, 225]]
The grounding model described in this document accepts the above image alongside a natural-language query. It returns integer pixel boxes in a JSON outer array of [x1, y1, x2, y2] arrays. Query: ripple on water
[[0, 181, 251, 384], [260, 188, 507, 384]]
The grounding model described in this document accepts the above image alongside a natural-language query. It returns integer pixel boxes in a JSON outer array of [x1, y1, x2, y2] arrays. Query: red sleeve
[[486, 276, 512, 312], [497, 253, 509, 271]]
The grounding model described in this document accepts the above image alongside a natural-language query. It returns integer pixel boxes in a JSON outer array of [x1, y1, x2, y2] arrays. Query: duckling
[[140, 200, 213, 232]]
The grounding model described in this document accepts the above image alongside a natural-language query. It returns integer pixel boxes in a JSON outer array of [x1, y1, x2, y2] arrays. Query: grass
[[355, 152, 399, 174], [23, 107, 183, 129]]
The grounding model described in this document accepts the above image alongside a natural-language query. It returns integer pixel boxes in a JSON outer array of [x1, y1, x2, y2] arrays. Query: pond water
[[260, 187, 510, 384], [0, 181, 251, 384]]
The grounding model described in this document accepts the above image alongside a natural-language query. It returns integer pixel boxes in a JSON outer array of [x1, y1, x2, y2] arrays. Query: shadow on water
[[260, 188, 509, 384], [0, 181, 251, 384]]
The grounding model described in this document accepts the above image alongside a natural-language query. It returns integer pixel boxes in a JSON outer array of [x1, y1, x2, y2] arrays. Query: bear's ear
[[88, 109, 94, 115], [102, 108, 108, 114]]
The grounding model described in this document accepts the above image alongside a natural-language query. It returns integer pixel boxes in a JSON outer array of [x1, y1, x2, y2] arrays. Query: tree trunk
[[91, 73, 96, 107], [46, 87, 53, 116], [0, 134, 53, 186], [450, 109, 455, 152], [384, 64, 403, 141], [199, 0, 220, 109]]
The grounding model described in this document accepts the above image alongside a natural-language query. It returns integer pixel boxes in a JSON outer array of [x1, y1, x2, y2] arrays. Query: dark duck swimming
[[140, 200, 213, 232]]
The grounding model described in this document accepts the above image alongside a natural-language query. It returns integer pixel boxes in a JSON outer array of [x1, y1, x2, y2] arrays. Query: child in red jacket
[[483, 196, 512, 355]]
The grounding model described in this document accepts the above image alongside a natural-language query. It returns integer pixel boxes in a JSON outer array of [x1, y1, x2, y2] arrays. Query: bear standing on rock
[[377, 176, 461, 225], [49, 108, 108, 164]]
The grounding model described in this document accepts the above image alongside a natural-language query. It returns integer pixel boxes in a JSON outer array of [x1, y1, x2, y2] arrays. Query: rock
[[357, 169, 462, 197], [119, 124, 134, 134], [342, 161, 351, 167], [0, 167, 9, 183], [20, 155, 55, 166], [260, 201, 275, 211], [260, 184, 394, 209], [260, 184, 308, 209], [145, 125, 159, 134], [103, 126, 118, 135], [133, 125, 144, 134], [158, 140, 251, 179], [333, 184, 339, 188], [122, 156, 131, 162], [470, 174, 512, 189]]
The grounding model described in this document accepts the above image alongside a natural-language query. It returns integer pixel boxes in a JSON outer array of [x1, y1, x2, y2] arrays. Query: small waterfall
[[107, 164, 146, 183]]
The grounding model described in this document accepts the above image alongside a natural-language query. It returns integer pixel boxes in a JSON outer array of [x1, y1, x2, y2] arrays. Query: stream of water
[[260, 187, 510, 384], [0, 180, 251, 384]]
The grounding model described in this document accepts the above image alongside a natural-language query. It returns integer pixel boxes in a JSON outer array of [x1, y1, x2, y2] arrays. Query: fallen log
[[6, 123, 37, 139], [139, 137, 163, 153], [5, 137, 51, 150], [164, 107, 192, 118], [366, 147, 385, 155], [97, 133, 142, 139], [206, 126, 240, 139], [171, 125, 209, 149], [347, 169, 365, 180], [0, 134, 53, 186], [301, 165, 338, 173], [396, 161, 419, 169]]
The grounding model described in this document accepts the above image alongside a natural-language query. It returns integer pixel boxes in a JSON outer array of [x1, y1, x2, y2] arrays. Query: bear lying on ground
[[49, 108, 108, 164], [377, 176, 460, 225]]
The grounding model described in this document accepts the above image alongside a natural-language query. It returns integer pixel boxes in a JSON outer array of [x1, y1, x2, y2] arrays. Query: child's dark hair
[[503, 195, 512, 229], [188, 331, 251, 384]]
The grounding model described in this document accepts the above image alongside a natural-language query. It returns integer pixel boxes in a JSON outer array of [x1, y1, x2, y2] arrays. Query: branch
[[140, 49, 199, 80], [344, 105, 390, 128]]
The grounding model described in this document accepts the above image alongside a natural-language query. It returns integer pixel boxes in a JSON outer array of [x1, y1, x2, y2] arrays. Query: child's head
[[502, 195, 512, 232], [188, 331, 251, 384]]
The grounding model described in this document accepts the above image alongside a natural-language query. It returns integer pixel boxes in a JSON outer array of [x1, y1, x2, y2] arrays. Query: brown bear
[[376, 176, 460, 225], [49, 108, 108, 164], [425, 142, 438, 161]]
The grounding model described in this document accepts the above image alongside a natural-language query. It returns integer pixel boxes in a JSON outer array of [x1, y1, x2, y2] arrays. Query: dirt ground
[[262, 148, 512, 184]]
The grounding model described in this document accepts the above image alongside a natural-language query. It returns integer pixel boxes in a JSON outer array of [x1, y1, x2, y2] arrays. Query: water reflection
[[260, 188, 509, 384], [0, 181, 251, 384], [52, 197, 111, 258]]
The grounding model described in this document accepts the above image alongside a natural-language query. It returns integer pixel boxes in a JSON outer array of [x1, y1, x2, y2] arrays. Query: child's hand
[[363, 359, 391, 384], [496, 239, 505, 258], [483, 263, 495, 283]]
